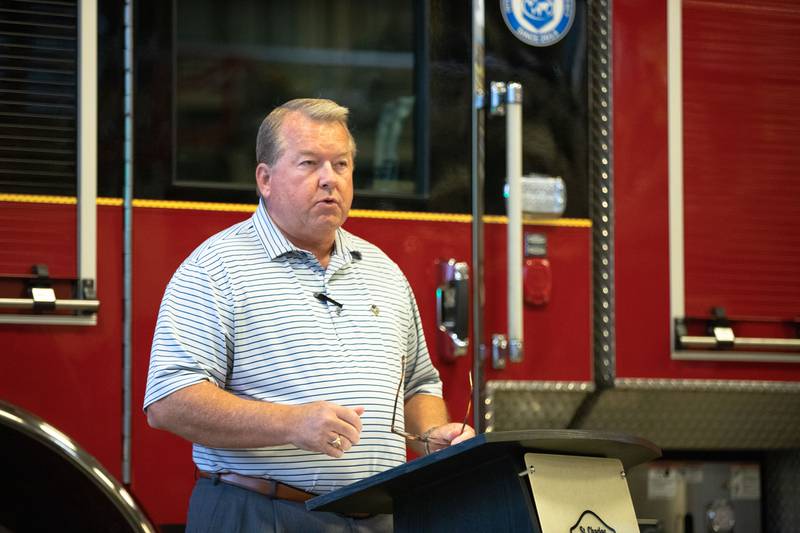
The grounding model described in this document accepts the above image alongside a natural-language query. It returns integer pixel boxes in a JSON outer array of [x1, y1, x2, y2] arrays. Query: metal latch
[[491, 334, 508, 370]]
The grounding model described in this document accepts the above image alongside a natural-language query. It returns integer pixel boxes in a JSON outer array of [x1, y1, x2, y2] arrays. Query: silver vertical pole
[[471, 0, 486, 433], [78, 0, 98, 299], [122, 0, 135, 484]]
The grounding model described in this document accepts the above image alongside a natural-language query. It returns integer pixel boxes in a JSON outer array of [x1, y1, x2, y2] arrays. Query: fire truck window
[[0, 1, 124, 199], [0, 3, 78, 196], [174, 0, 419, 200], [135, 1, 472, 211]]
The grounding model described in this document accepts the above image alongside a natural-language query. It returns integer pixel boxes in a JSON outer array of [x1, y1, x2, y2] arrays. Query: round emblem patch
[[501, 0, 576, 47]]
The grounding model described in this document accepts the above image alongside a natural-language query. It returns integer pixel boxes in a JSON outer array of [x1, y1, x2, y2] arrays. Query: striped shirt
[[143, 200, 442, 494]]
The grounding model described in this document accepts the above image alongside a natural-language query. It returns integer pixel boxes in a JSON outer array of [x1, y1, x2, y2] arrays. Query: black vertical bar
[[471, 0, 485, 433], [413, 0, 430, 197]]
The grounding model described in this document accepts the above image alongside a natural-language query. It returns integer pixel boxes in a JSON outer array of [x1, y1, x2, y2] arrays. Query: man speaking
[[144, 98, 474, 532]]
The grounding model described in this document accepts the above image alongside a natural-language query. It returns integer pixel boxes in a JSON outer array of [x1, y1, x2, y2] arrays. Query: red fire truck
[[1, 1, 798, 530]]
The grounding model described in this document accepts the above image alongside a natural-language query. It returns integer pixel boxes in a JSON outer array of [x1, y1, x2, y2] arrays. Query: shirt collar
[[332, 226, 360, 265], [253, 199, 361, 263]]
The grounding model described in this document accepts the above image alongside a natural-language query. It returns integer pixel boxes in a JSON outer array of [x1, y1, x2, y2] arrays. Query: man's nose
[[318, 161, 338, 189]]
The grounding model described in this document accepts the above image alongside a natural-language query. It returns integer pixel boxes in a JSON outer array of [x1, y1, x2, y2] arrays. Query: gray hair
[[256, 98, 357, 165]]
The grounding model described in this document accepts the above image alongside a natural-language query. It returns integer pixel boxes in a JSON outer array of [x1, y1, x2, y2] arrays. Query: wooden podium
[[307, 429, 660, 532]]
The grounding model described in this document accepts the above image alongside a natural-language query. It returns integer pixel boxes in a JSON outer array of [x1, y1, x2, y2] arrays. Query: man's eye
[[299, 160, 315, 167], [335, 161, 349, 170]]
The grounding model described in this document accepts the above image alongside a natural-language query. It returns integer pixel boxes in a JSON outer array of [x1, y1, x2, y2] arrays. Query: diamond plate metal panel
[[484, 381, 594, 432], [576, 380, 800, 449], [764, 450, 800, 533]]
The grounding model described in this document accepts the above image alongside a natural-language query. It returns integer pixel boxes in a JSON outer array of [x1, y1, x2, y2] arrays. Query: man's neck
[[282, 228, 336, 269], [260, 203, 337, 268], [312, 244, 334, 269]]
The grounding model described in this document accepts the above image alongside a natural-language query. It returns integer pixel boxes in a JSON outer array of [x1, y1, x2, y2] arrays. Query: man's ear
[[255, 163, 271, 199]]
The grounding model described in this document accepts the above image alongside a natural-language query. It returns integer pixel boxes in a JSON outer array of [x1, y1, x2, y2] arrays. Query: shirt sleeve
[[402, 277, 443, 399], [143, 252, 234, 411]]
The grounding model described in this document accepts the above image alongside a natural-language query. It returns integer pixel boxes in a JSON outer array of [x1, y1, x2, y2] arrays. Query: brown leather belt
[[197, 471, 315, 503], [197, 471, 373, 519]]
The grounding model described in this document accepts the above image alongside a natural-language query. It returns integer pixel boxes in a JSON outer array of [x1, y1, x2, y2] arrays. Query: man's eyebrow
[[294, 150, 351, 159]]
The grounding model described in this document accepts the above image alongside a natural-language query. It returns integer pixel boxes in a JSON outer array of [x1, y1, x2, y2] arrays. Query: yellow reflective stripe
[[348, 209, 471, 223], [0, 193, 76, 205], [0, 194, 591, 227], [485, 215, 592, 228], [98, 197, 123, 206], [131, 199, 256, 212]]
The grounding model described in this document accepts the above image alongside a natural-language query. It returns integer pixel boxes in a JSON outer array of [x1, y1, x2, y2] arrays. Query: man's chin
[[309, 216, 345, 234]]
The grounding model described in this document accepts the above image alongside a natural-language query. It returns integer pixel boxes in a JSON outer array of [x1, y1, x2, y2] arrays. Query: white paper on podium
[[524, 452, 640, 533]]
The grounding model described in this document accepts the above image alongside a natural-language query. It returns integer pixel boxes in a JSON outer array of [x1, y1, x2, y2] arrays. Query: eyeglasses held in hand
[[390, 355, 472, 448]]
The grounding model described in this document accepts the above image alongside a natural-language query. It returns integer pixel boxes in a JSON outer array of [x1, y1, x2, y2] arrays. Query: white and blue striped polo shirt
[[144, 200, 442, 494]]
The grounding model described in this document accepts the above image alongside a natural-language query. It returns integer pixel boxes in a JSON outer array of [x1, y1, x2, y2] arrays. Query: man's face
[[256, 111, 354, 252]]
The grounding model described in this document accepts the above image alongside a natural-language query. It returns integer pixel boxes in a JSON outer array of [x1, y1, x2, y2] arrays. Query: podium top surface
[[307, 429, 660, 515]]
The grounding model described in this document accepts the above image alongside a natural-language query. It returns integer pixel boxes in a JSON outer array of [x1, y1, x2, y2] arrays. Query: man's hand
[[403, 393, 476, 455], [424, 422, 476, 454], [289, 402, 365, 458]]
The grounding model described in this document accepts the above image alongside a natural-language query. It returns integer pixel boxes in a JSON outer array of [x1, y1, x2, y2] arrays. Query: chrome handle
[[436, 259, 470, 360], [674, 315, 800, 358], [491, 80, 525, 363], [678, 335, 800, 351], [0, 298, 100, 312], [505, 82, 524, 362], [0, 286, 99, 325]]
